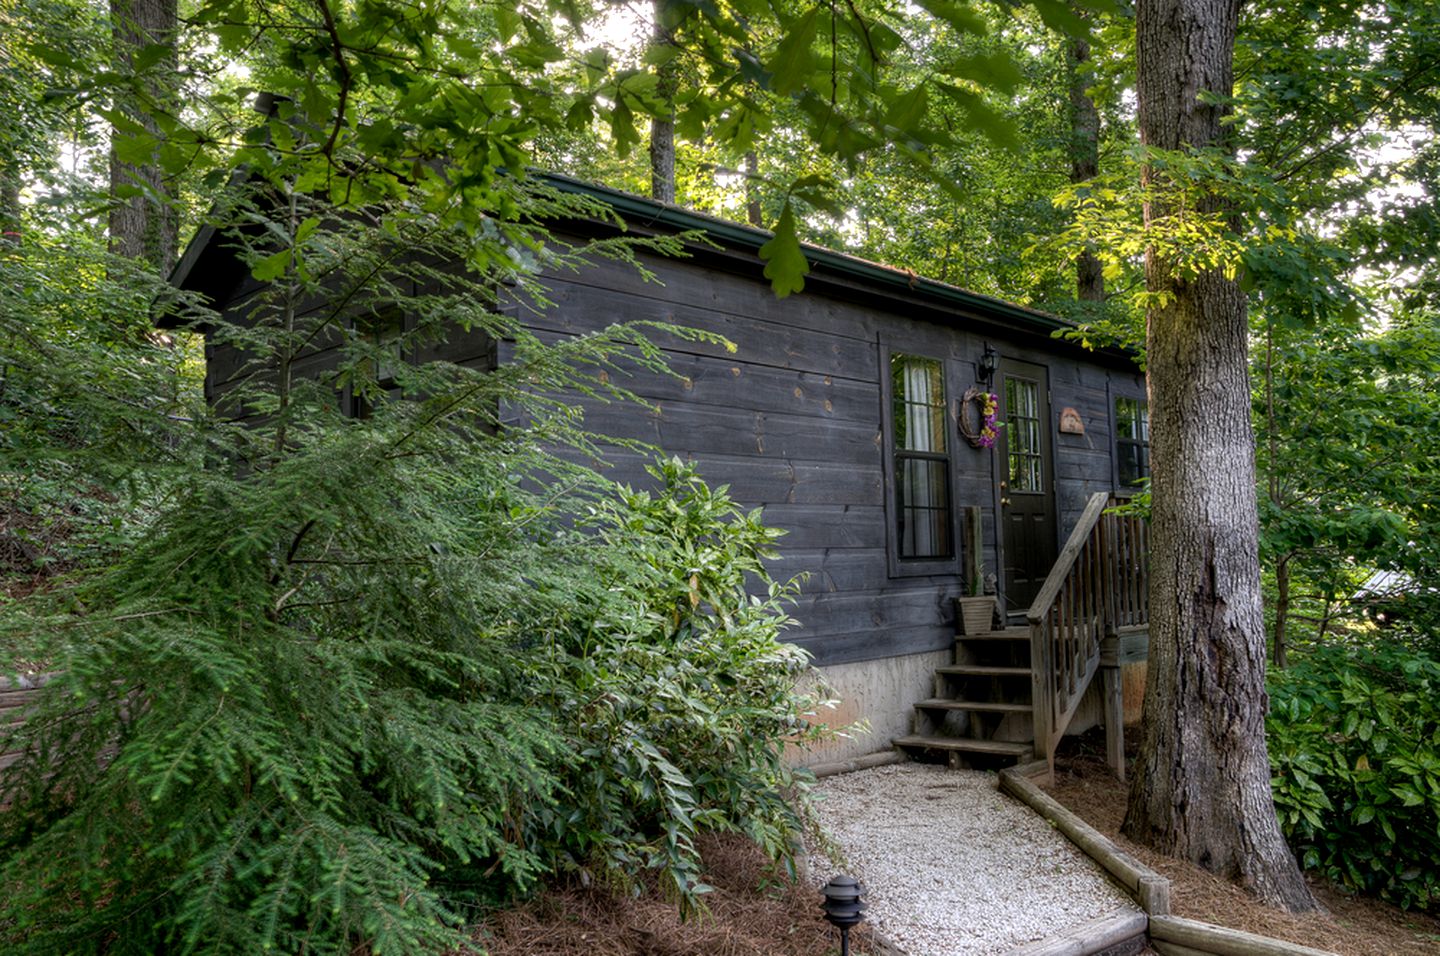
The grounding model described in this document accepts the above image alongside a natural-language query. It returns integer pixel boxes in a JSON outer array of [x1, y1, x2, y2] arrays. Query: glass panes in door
[[1006, 377, 1044, 492]]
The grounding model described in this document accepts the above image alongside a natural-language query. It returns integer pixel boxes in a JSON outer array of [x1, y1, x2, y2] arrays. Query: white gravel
[[808, 762, 1139, 955]]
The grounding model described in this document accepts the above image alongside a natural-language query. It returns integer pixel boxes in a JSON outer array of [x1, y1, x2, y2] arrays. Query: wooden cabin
[[170, 172, 1151, 778]]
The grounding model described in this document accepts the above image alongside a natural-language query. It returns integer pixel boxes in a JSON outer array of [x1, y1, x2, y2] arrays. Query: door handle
[[1001, 497, 1011, 507]]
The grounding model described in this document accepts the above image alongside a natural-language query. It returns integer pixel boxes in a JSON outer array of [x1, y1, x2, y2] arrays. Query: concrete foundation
[[789, 647, 952, 767]]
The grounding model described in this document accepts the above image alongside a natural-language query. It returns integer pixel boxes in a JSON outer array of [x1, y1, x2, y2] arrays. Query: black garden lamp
[[820, 874, 866, 956]]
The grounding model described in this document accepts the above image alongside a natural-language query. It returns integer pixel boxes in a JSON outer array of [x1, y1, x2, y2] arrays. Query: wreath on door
[[958, 387, 1000, 448]]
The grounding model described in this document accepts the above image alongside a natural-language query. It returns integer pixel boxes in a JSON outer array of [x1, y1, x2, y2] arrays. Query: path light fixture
[[820, 874, 866, 956], [978, 343, 998, 389]]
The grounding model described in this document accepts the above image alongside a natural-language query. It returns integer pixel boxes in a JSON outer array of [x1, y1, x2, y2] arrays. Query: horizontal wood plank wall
[[503, 248, 1140, 667], [1049, 359, 1124, 535], [194, 231, 1142, 668]]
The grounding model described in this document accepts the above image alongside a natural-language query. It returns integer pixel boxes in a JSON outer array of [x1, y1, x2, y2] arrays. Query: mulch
[[470, 833, 873, 956], [1047, 739, 1440, 956]]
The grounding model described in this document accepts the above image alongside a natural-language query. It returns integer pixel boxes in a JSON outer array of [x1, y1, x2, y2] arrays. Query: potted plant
[[956, 512, 996, 634], [956, 577, 996, 635]]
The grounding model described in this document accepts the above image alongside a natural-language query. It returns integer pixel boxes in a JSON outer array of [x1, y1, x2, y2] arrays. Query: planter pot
[[956, 596, 996, 635]]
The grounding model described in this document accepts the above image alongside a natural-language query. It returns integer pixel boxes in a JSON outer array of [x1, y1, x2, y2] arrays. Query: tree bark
[[744, 149, 761, 226], [649, 1, 677, 204], [0, 164, 19, 245], [1122, 0, 1318, 912], [109, 0, 177, 273], [1272, 556, 1291, 669], [1067, 29, 1104, 302]]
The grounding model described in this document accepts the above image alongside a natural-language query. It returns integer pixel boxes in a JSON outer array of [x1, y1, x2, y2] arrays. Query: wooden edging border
[[807, 749, 908, 779], [1007, 911, 1149, 956], [997, 765, 1339, 956]]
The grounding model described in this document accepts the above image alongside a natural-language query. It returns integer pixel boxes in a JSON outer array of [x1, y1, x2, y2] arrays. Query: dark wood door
[[997, 358, 1057, 615]]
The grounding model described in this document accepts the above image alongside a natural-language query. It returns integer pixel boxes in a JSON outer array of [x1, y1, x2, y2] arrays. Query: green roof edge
[[537, 170, 1078, 339]]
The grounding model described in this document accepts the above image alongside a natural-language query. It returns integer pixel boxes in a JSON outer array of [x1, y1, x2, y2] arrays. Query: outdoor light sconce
[[820, 874, 867, 956], [978, 343, 998, 389]]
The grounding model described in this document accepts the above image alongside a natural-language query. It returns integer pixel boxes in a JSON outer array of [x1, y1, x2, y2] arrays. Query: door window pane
[[1006, 378, 1044, 493]]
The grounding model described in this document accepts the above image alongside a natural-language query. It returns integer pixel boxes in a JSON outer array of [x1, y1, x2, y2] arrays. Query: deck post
[[1103, 665, 1124, 781], [1029, 619, 1054, 785]]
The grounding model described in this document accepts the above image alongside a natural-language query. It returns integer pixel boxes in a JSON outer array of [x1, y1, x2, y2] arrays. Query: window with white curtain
[[891, 353, 953, 559], [1114, 396, 1150, 488]]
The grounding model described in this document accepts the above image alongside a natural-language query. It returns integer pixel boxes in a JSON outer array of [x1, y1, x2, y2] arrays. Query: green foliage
[[1268, 639, 1440, 910], [0, 400, 824, 953], [537, 458, 826, 905], [1, 118, 823, 949], [0, 229, 206, 585]]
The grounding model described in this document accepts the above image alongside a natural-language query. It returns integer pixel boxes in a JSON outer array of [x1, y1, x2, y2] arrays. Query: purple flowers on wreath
[[960, 387, 1000, 449], [977, 392, 999, 448]]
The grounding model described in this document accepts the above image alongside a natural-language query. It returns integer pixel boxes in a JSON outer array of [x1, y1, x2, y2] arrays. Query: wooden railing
[[1027, 492, 1149, 778]]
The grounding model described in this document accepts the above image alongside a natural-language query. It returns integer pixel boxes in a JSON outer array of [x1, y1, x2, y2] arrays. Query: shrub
[[1268, 638, 1440, 909], [538, 458, 827, 905], [0, 395, 824, 953]]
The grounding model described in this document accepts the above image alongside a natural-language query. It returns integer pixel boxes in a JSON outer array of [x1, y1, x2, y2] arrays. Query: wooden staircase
[[894, 493, 1150, 778], [893, 625, 1038, 766]]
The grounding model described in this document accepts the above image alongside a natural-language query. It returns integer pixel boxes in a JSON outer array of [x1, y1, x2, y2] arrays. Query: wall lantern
[[820, 874, 867, 956], [978, 343, 998, 389]]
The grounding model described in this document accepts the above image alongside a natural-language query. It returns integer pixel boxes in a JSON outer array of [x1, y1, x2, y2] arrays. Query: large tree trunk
[[109, 0, 177, 273], [1122, 0, 1318, 912], [648, 1, 677, 204], [1067, 29, 1104, 302]]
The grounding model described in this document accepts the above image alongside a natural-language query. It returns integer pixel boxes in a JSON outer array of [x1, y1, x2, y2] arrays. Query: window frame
[[881, 344, 963, 578], [1112, 393, 1150, 492]]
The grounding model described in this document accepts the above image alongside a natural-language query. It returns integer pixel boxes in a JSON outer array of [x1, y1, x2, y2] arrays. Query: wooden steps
[[892, 735, 1032, 757], [956, 625, 1031, 642], [894, 620, 1038, 770], [914, 698, 1030, 714], [936, 664, 1030, 678]]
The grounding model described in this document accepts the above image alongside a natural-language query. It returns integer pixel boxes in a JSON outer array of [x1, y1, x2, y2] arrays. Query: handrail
[[1027, 492, 1149, 779]]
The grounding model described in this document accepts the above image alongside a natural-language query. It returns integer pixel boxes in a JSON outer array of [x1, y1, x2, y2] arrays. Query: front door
[[997, 359, 1057, 615]]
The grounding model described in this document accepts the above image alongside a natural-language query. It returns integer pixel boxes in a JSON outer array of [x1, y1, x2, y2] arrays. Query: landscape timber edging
[[807, 749, 909, 779], [1006, 911, 1149, 956], [997, 764, 1341, 956]]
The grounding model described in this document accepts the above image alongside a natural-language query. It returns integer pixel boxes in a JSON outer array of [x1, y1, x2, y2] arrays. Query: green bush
[[1268, 638, 1440, 909], [0, 400, 824, 953], [541, 458, 826, 905]]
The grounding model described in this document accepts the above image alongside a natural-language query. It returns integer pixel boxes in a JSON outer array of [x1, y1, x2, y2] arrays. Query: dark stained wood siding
[[499, 241, 1142, 666], [190, 215, 1142, 669]]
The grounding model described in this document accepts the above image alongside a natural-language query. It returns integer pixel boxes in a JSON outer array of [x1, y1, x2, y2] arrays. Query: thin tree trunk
[[1122, 0, 1317, 912], [1067, 27, 1104, 302], [1266, 323, 1289, 669], [744, 150, 761, 226], [1273, 555, 1291, 668], [649, 1, 677, 204], [0, 165, 19, 244], [109, 0, 177, 273]]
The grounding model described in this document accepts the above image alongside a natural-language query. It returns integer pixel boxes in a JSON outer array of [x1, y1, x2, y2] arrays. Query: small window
[[1115, 396, 1150, 487], [892, 354, 953, 560], [1005, 377, 1044, 493]]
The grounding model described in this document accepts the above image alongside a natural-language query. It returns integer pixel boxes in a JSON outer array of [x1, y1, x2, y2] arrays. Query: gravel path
[[808, 762, 1139, 955]]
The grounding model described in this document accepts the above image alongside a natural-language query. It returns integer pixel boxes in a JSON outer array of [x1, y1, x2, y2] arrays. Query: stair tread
[[893, 735, 1033, 756], [956, 626, 1032, 641], [914, 698, 1031, 713], [936, 664, 1032, 677]]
